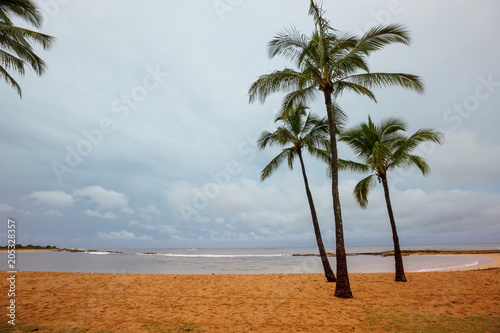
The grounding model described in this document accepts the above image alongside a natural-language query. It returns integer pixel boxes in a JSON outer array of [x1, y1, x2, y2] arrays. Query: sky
[[1, 0, 499, 249]]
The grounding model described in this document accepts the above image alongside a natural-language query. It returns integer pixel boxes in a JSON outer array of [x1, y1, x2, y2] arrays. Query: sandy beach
[[0, 249, 56, 253], [1, 265, 499, 332]]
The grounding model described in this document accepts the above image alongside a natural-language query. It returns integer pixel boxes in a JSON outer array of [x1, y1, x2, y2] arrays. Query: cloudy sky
[[1, 0, 499, 249]]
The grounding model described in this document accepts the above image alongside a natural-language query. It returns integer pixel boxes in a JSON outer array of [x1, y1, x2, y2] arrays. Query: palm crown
[[249, 3, 424, 114], [0, 0, 55, 97], [258, 104, 328, 180], [340, 116, 444, 207]]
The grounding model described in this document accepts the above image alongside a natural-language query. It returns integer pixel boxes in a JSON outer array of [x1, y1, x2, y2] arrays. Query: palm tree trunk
[[297, 151, 336, 282], [324, 91, 353, 298], [380, 174, 407, 282]]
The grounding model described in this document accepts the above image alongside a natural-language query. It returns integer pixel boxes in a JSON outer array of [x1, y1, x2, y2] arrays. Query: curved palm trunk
[[324, 91, 353, 298], [380, 174, 407, 282], [298, 151, 336, 282]]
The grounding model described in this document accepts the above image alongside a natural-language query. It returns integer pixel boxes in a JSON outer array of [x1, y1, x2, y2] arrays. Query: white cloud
[[45, 209, 65, 217], [85, 209, 102, 217], [0, 203, 14, 212], [74, 185, 134, 215], [84, 209, 117, 220], [102, 211, 118, 220], [128, 219, 156, 230], [26, 190, 73, 206], [97, 230, 152, 241], [140, 205, 160, 220], [158, 224, 177, 234]]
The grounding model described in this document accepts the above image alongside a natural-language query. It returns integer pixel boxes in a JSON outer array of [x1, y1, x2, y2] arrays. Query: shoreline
[[1, 250, 497, 274], [0, 248, 56, 252], [1, 269, 498, 332], [461, 253, 500, 270]]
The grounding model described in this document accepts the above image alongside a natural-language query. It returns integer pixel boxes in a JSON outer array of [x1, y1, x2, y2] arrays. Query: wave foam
[[416, 260, 479, 272]]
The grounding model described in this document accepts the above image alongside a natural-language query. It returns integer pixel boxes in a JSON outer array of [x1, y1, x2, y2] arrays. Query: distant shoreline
[[0, 248, 57, 252]]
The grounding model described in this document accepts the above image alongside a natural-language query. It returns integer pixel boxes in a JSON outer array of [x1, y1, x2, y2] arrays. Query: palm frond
[[261, 148, 295, 181], [281, 83, 319, 112], [355, 24, 411, 55], [0, 49, 24, 73], [394, 154, 431, 175], [268, 25, 310, 63], [248, 69, 310, 104], [0, 23, 55, 50], [333, 80, 377, 101], [345, 72, 425, 94], [0, 0, 44, 28], [338, 159, 371, 174], [391, 128, 443, 167], [308, 0, 335, 38], [0, 63, 21, 96], [354, 174, 377, 208]]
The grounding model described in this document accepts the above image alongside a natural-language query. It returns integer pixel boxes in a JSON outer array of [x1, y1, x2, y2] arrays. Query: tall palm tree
[[0, 0, 55, 98], [339, 116, 443, 282], [248, 0, 424, 298], [258, 104, 336, 282]]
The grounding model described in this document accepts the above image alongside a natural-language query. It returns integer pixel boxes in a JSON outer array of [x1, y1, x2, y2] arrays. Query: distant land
[[0, 244, 58, 250]]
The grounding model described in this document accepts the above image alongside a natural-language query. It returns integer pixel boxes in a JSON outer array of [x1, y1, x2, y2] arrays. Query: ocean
[[3, 243, 499, 275]]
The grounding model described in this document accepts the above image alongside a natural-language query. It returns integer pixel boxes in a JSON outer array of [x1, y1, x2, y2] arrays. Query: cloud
[[429, 129, 500, 187], [336, 182, 500, 244], [102, 211, 118, 220], [74, 185, 134, 214], [0, 203, 14, 212], [26, 190, 73, 206], [128, 219, 156, 230], [45, 209, 65, 217], [158, 224, 177, 234], [85, 209, 101, 217], [128, 219, 178, 236], [85, 209, 117, 219], [97, 230, 152, 241], [139, 205, 160, 220]]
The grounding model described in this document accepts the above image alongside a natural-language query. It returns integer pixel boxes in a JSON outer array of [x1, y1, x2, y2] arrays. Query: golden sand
[[1, 267, 499, 332]]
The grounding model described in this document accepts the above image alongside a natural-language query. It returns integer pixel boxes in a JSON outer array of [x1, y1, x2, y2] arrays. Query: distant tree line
[[0, 244, 58, 249]]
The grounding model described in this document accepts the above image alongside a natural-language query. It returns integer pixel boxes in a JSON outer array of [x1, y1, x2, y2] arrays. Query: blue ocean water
[[2, 243, 498, 274]]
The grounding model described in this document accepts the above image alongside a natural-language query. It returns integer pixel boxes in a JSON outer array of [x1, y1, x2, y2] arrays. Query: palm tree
[[0, 0, 55, 98], [339, 116, 443, 282], [248, 0, 424, 298], [258, 104, 336, 282]]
